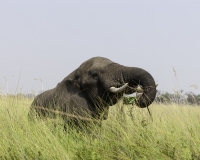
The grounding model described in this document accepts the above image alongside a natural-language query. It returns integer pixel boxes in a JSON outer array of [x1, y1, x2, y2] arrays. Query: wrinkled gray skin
[[30, 57, 157, 120]]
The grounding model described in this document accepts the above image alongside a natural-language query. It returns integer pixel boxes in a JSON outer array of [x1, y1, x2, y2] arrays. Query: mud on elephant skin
[[30, 57, 157, 120]]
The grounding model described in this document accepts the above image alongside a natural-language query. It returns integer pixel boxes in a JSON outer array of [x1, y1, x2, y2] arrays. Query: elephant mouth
[[108, 83, 144, 105], [108, 83, 158, 107]]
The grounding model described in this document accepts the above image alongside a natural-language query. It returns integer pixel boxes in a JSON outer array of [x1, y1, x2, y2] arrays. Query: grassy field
[[0, 96, 200, 160]]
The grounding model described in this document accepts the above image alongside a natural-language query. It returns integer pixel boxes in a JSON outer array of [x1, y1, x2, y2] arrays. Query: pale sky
[[0, 0, 200, 95]]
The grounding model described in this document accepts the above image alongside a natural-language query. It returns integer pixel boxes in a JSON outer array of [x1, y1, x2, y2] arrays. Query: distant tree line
[[1, 90, 200, 106], [0, 93, 35, 99], [155, 90, 200, 105]]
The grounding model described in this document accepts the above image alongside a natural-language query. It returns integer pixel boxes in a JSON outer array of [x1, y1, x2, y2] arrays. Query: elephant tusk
[[109, 83, 128, 93]]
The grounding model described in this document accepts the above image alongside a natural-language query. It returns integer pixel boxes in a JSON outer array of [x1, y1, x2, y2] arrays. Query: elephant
[[30, 57, 157, 121]]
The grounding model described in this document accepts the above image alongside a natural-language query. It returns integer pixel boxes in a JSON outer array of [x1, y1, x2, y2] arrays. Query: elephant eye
[[92, 72, 98, 79]]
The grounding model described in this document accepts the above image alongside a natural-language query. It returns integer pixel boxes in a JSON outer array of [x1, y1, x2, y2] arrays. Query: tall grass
[[0, 96, 200, 159]]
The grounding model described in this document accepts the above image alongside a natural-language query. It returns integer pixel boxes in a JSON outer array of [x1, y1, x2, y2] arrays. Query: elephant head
[[31, 57, 157, 120]]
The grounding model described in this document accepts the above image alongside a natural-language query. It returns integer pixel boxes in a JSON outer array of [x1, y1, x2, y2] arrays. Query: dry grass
[[0, 96, 200, 159]]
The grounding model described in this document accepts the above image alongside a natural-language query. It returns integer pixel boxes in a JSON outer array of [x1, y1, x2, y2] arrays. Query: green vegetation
[[155, 90, 200, 105], [0, 96, 200, 160]]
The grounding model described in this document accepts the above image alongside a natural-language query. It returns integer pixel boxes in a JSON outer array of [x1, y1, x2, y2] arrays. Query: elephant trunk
[[106, 64, 157, 108], [124, 67, 157, 108]]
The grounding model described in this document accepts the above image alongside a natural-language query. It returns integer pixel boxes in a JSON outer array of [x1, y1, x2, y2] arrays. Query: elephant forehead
[[91, 61, 113, 69], [79, 57, 113, 71]]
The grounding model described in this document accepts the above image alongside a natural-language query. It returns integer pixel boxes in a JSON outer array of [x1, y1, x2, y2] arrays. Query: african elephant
[[30, 57, 157, 120]]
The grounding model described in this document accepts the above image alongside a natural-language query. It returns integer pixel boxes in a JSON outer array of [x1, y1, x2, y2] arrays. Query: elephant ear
[[61, 69, 81, 89], [58, 69, 88, 105], [57, 69, 92, 117]]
